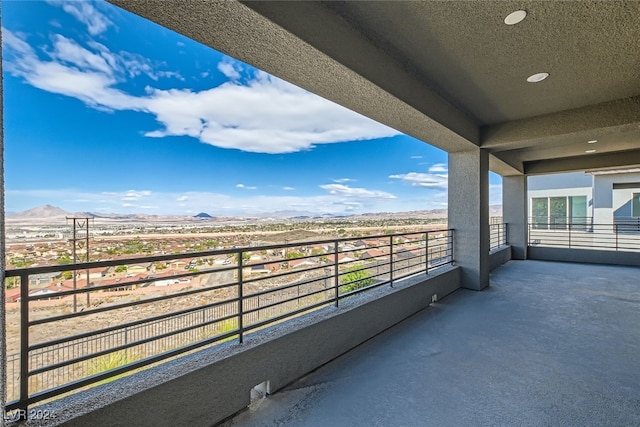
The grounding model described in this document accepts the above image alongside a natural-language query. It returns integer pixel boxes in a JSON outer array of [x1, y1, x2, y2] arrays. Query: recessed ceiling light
[[527, 72, 549, 83], [504, 10, 527, 25], [585, 149, 597, 153], [587, 140, 598, 144]]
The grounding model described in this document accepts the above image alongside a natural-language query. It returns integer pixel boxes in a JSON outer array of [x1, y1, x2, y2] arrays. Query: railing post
[[568, 222, 572, 248], [425, 232, 429, 274], [450, 229, 455, 264], [19, 271, 30, 418], [389, 235, 394, 287], [615, 224, 619, 251], [334, 241, 339, 307], [504, 223, 508, 246], [237, 250, 244, 343]]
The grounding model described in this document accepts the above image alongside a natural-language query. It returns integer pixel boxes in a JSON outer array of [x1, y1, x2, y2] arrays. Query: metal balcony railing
[[3, 229, 454, 416], [489, 223, 508, 251], [528, 221, 640, 251]]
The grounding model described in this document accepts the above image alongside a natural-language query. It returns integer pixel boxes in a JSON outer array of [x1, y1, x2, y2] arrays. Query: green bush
[[87, 351, 136, 385], [340, 264, 374, 293]]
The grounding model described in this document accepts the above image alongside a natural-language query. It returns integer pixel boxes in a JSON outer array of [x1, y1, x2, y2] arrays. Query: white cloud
[[236, 184, 257, 190], [333, 178, 354, 183], [46, 0, 114, 36], [119, 190, 152, 202], [143, 72, 398, 153], [428, 163, 448, 173], [389, 172, 448, 189], [282, 187, 295, 191], [410, 155, 422, 159], [176, 195, 189, 202], [3, 28, 399, 155], [319, 184, 396, 199], [217, 60, 242, 80], [47, 34, 113, 73]]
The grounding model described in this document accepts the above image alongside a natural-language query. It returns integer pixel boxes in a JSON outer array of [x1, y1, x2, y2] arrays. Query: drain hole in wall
[[250, 380, 270, 403]]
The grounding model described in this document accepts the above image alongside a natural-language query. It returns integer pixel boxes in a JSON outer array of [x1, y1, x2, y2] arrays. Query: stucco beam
[[524, 149, 640, 175], [482, 96, 640, 151], [489, 153, 523, 177]]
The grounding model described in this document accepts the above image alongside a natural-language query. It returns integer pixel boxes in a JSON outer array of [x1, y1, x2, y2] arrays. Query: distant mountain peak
[[14, 204, 70, 218], [194, 212, 213, 218]]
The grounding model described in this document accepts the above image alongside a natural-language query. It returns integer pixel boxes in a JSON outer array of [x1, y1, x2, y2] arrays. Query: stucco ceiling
[[110, 0, 640, 176]]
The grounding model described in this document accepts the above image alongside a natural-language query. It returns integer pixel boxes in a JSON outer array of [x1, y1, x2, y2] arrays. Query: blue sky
[[3, 0, 501, 216]]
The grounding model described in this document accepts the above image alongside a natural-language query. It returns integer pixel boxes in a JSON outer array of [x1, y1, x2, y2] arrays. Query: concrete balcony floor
[[221, 260, 640, 426]]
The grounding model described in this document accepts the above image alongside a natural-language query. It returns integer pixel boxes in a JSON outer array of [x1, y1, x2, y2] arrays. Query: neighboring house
[[336, 254, 356, 264], [29, 272, 60, 287], [128, 263, 152, 274], [359, 249, 389, 261], [288, 259, 317, 268], [88, 267, 109, 279], [6, 288, 21, 303], [528, 168, 640, 227]]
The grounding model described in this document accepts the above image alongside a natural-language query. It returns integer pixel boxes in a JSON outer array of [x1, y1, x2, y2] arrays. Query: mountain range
[[6, 204, 502, 222]]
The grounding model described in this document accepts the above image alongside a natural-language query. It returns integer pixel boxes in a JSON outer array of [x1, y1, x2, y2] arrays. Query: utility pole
[[67, 217, 92, 312]]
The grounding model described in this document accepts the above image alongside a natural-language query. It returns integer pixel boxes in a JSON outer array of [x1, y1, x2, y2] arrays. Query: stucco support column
[[1, 17, 7, 426], [503, 175, 528, 259], [448, 149, 489, 291]]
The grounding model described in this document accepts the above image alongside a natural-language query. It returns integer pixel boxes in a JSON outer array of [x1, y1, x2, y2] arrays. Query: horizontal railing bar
[[5, 229, 453, 277], [242, 263, 329, 285], [15, 327, 243, 409], [29, 297, 239, 351], [243, 299, 334, 332], [30, 312, 239, 376], [27, 268, 236, 302], [338, 278, 392, 298], [244, 275, 332, 300], [243, 253, 333, 271], [243, 287, 332, 316], [29, 281, 239, 326], [429, 260, 454, 270]]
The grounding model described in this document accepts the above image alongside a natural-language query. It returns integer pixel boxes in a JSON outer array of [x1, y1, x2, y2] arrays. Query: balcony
[[4, 229, 460, 420], [528, 221, 640, 267], [222, 259, 640, 426], [2, 226, 515, 425]]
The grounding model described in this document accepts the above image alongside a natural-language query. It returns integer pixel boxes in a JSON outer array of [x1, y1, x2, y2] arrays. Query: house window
[[532, 198, 548, 229], [633, 193, 640, 217], [530, 195, 588, 229], [550, 197, 567, 229], [569, 196, 588, 228]]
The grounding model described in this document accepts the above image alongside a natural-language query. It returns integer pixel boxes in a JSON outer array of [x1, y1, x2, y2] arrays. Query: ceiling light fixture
[[504, 10, 527, 25], [585, 149, 597, 153], [587, 140, 598, 144], [527, 72, 549, 83]]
